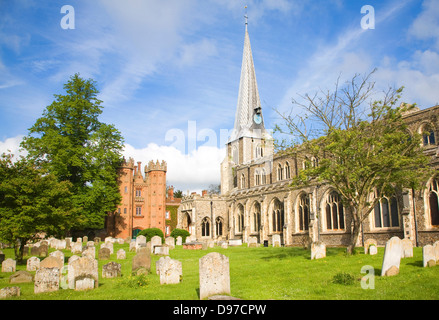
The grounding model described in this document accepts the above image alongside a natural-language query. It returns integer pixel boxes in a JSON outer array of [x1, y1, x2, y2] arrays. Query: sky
[[1, 0, 439, 194]]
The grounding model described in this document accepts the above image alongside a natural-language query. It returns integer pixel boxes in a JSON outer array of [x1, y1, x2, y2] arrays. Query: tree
[[275, 70, 432, 254], [20, 74, 124, 230], [0, 153, 76, 262]]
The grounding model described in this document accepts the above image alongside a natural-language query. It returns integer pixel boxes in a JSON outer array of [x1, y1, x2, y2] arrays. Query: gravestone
[[228, 239, 242, 246], [199, 252, 230, 300], [68, 257, 99, 290], [98, 247, 111, 260], [136, 235, 147, 250], [117, 249, 126, 260], [50, 250, 65, 264], [221, 242, 228, 249], [39, 244, 48, 257], [272, 235, 281, 247], [369, 245, 378, 255], [83, 246, 96, 259], [433, 241, 439, 263], [381, 237, 402, 276], [34, 267, 60, 294], [364, 238, 378, 254], [27, 256, 40, 271], [165, 237, 175, 249], [101, 242, 113, 254], [129, 241, 137, 252], [9, 270, 33, 284], [423, 245, 436, 267], [401, 239, 413, 258], [132, 253, 151, 273], [40, 256, 63, 270], [2, 258, 16, 272], [248, 237, 258, 248], [30, 245, 40, 256], [154, 245, 170, 255], [151, 236, 162, 253], [311, 242, 326, 260], [68, 255, 80, 265], [71, 242, 83, 254], [102, 261, 121, 278], [0, 287, 20, 299], [157, 256, 182, 285], [176, 236, 182, 246]]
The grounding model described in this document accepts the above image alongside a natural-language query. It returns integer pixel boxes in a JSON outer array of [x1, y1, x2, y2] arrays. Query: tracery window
[[201, 217, 210, 237], [429, 178, 439, 227], [298, 194, 310, 231], [325, 191, 345, 231], [272, 199, 284, 232], [374, 197, 399, 228]]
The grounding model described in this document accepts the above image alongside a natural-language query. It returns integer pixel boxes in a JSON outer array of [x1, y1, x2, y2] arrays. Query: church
[[177, 22, 439, 248]]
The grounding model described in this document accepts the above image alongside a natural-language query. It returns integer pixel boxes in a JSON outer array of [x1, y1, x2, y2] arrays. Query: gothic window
[[261, 169, 267, 184], [216, 217, 224, 236], [272, 199, 284, 232], [285, 162, 291, 180], [255, 144, 263, 158], [252, 202, 261, 233], [422, 124, 436, 146], [374, 197, 399, 228], [311, 157, 319, 168], [298, 194, 310, 231], [241, 173, 246, 189], [255, 169, 261, 186], [428, 178, 439, 227], [325, 191, 345, 231], [277, 164, 283, 181], [236, 205, 245, 233], [201, 217, 210, 237]]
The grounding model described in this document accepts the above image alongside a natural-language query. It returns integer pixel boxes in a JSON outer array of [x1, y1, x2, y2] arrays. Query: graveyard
[[1, 237, 439, 300]]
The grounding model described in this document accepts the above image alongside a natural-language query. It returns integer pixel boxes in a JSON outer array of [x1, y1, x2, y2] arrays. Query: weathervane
[[244, 5, 248, 27]]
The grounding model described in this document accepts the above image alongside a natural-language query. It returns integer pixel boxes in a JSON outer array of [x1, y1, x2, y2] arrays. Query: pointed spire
[[229, 19, 265, 142]]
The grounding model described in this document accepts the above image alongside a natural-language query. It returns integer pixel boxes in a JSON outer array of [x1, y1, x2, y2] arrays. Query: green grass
[[1, 244, 439, 300]]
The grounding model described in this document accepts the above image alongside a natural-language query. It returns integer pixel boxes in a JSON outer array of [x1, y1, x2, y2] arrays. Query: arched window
[[285, 162, 291, 179], [428, 178, 439, 226], [298, 194, 310, 231], [255, 169, 261, 186], [252, 202, 261, 233], [311, 157, 319, 168], [277, 164, 283, 181], [261, 169, 266, 184], [325, 191, 345, 231], [215, 217, 224, 236], [240, 173, 246, 189], [374, 197, 399, 228], [255, 144, 263, 158], [272, 199, 284, 232], [201, 217, 210, 237], [236, 205, 245, 233], [422, 124, 436, 146]]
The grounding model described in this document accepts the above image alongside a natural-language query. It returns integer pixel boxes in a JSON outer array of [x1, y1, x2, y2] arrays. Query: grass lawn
[[1, 244, 438, 300]]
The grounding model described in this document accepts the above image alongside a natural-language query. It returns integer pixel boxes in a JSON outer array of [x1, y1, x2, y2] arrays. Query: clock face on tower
[[253, 113, 262, 124]]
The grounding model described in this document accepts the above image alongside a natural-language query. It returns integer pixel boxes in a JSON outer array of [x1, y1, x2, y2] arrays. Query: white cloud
[[122, 143, 225, 193], [0, 135, 27, 159], [408, 0, 439, 48]]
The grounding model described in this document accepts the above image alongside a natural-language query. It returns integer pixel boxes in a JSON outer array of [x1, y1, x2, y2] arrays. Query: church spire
[[229, 16, 266, 142]]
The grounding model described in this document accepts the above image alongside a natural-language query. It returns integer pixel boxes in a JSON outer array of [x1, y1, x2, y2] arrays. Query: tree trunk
[[346, 215, 362, 255]]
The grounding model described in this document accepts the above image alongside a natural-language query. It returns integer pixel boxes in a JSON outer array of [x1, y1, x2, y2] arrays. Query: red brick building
[[106, 157, 167, 240]]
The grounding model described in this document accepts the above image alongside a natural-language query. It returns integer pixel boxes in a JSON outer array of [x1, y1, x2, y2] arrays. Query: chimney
[[202, 190, 208, 196], [168, 186, 174, 201], [137, 161, 141, 173]]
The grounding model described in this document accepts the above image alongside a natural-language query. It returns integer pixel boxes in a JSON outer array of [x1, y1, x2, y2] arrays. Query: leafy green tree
[[0, 153, 76, 262], [170, 228, 190, 243], [138, 228, 165, 243], [21, 74, 124, 230], [275, 70, 432, 254]]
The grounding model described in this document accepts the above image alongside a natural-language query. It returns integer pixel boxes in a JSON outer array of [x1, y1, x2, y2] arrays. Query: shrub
[[332, 272, 356, 285], [137, 228, 164, 243], [170, 228, 190, 243]]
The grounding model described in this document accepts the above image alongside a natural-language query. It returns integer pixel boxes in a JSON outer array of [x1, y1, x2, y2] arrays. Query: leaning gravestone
[[381, 237, 402, 276], [68, 257, 99, 290], [102, 261, 121, 278], [40, 256, 63, 270], [157, 256, 182, 285], [34, 267, 60, 294], [50, 250, 65, 264], [199, 252, 231, 300], [2, 258, 16, 273], [311, 242, 326, 260], [423, 245, 436, 267], [9, 270, 33, 284]]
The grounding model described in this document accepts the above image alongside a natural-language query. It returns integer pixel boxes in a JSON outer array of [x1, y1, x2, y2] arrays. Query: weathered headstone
[[165, 237, 175, 249], [102, 261, 121, 278], [433, 241, 439, 263], [34, 267, 60, 294], [30, 245, 40, 256], [176, 236, 183, 246], [381, 237, 402, 276], [151, 236, 162, 253], [199, 252, 231, 300], [71, 242, 83, 254], [311, 242, 326, 260], [98, 247, 111, 260], [68, 257, 99, 290], [9, 270, 33, 284], [248, 237, 258, 248], [39, 244, 48, 257], [369, 245, 378, 255], [272, 235, 281, 247], [40, 256, 63, 270], [401, 239, 413, 258], [154, 245, 170, 256], [157, 256, 182, 285], [423, 245, 436, 267], [228, 239, 242, 246], [101, 242, 113, 254], [0, 286, 20, 299], [129, 241, 137, 252], [2, 258, 16, 272], [83, 246, 96, 259], [117, 249, 126, 260], [27, 256, 40, 271], [50, 250, 65, 264], [132, 253, 151, 273]]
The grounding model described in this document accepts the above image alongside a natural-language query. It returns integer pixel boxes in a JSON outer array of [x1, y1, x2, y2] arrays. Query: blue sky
[[1, 0, 439, 193]]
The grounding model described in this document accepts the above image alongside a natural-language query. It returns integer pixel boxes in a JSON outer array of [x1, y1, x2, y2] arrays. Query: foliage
[[275, 70, 432, 254], [20, 73, 125, 230], [173, 189, 183, 198], [0, 153, 76, 261], [117, 274, 149, 289], [332, 272, 356, 285], [138, 228, 165, 243], [170, 228, 190, 243]]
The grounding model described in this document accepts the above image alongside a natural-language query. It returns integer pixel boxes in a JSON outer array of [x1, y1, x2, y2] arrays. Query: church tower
[[221, 19, 273, 195]]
